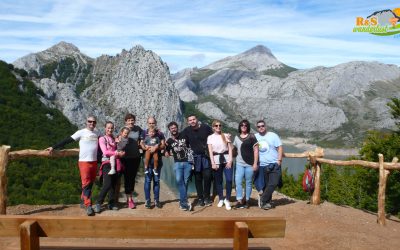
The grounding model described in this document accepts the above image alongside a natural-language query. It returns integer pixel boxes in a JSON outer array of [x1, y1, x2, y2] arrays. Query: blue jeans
[[253, 165, 267, 193], [174, 161, 192, 206], [213, 163, 233, 200], [144, 163, 161, 202], [235, 163, 254, 201]]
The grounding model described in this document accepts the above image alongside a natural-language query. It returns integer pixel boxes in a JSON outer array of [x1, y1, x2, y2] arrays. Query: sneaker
[[261, 203, 272, 210], [93, 204, 101, 213], [144, 169, 149, 174], [243, 200, 249, 209], [108, 168, 116, 175], [153, 169, 158, 176], [224, 199, 232, 211], [196, 199, 205, 207], [187, 203, 192, 211], [128, 198, 136, 209], [86, 206, 95, 216], [257, 192, 262, 208], [154, 200, 162, 208], [145, 200, 152, 209], [235, 201, 245, 209], [204, 198, 212, 207], [108, 204, 119, 210], [217, 199, 224, 208], [179, 204, 188, 211]]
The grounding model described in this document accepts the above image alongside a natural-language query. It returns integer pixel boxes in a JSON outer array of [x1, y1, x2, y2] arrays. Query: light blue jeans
[[174, 161, 192, 206], [235, 162, 254, 201]]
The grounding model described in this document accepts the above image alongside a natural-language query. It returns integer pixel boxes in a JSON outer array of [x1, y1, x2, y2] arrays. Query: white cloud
[[0, 0, 399, 72]]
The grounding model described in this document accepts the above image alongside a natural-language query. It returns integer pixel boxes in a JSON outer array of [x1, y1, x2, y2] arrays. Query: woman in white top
[[207, 120, 233, 210]]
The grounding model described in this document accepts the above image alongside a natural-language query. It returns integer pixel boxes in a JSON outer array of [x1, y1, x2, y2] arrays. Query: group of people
[[46, 113, 283, 216]]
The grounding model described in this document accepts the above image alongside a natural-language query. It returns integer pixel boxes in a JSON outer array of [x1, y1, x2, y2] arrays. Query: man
[[182, 114, 213, 207], [141, 116, 165, 208], [165, 121, 193, 211], [254, 120, 283, 210], [46, 115, 101, 216], [120, 113, 143, 209]]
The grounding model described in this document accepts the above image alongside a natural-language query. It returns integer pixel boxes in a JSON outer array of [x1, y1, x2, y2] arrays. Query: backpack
[[302, 168, 315, 193]]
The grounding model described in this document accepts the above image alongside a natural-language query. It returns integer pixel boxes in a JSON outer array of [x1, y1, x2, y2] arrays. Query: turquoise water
[[160, 144, 325, 195]]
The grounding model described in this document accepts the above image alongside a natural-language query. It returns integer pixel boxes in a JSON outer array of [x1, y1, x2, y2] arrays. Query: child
[[108, 127, 130, 175], [140, 127, 161, 175]]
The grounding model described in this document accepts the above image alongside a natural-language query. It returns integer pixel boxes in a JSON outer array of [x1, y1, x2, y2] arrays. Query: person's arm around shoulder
[[252, 135, 259, 171], [207, 135, 217, 170]]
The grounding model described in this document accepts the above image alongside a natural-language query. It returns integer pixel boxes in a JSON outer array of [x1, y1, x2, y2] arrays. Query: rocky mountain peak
[[242, 45, 275, 58], [203, 44, 283, 72], [48, 41, 81, 55]]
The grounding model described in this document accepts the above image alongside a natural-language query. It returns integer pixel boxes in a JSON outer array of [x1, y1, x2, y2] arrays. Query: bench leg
[[234, 222, 248, 250], [20, 220, 40, 250]]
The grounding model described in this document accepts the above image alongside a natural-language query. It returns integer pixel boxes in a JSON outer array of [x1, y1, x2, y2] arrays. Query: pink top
[[99, 135, 117, 158]]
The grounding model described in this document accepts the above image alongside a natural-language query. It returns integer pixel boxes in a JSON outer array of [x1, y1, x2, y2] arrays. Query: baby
[[140, 127, 160, 175], [108, 127, 129, 175]]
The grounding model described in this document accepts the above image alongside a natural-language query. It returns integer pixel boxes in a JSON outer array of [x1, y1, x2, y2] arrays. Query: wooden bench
[[0, 215, 286, 250]]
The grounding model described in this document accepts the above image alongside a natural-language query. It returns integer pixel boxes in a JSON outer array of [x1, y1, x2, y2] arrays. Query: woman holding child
[[93, 121, 126, 213]]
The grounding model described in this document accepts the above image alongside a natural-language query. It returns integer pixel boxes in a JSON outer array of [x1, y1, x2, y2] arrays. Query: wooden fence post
[[377, 154, 389, 226], [310, 148, 322, 205], [0, 145, 11, 215]]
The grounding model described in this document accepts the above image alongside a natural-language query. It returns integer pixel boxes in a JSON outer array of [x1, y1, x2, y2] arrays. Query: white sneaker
[[224, 199, 232, 210], [217, 199, 224, 207], [108, 168, 116, 175]]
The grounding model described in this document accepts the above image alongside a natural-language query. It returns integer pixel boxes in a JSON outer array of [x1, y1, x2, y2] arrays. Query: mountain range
[[172, 45, 400, 147], [12, 42, 400, 147]]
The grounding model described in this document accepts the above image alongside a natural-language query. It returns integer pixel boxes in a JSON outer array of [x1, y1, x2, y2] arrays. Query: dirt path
[[2, 177, 400, 249]]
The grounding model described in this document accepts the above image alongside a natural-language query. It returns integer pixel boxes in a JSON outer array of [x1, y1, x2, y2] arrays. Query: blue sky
[[0, 0, 399, 73]]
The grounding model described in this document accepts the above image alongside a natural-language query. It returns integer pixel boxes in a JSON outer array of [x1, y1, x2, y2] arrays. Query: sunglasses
[[257, 125, 265, 128], [87, 120, 97, 124], [214, 124, 222, 127], [240, 124, 248, 127]]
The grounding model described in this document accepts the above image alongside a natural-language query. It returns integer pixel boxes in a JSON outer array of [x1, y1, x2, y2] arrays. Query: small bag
[[302, 167, 315, 193]]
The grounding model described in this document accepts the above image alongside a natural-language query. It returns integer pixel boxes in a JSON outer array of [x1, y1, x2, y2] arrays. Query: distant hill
[[0, 60, 81, 205], [173, 45, 400, 147]]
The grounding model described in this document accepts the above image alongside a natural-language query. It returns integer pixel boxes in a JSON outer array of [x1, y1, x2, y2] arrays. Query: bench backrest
[[0, 215, 286, 238]]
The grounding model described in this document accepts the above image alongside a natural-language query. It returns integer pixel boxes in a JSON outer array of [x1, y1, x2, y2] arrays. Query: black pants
[[261, 163, 281, 204], [121, 157, 141, 194], [194, 168, 212, 200], [97, 164, 118, 205]]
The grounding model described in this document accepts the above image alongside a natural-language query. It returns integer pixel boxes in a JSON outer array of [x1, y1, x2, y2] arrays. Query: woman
[[120, 113, 143, 209], [233, 119, 259, 209], [93, 121, 125, 213], [207, 120, 233, 210]]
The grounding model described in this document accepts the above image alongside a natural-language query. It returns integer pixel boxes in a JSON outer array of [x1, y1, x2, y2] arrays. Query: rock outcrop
[[13, 42, 183, 130]]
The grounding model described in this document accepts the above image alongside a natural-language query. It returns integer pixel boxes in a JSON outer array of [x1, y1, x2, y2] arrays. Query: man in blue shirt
[[254, 120, 283, 210]]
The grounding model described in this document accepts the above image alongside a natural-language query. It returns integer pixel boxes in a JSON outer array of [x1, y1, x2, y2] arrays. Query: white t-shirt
[[207, 133, 231, 164], [71, 128, 101, 162]]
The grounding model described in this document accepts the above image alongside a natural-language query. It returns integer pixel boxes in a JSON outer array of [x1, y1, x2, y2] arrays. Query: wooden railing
[[1, 145, 399, 225]]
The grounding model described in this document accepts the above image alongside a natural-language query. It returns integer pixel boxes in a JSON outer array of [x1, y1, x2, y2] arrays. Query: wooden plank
[[0, 215, 286, 239], [20, 220, 40, 250], [233, 222, 248, 250], [0, 216, 27, 236], [9, 149, 79, 161]]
